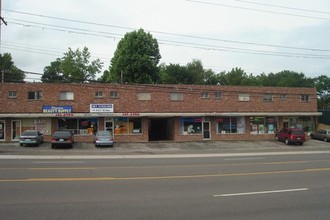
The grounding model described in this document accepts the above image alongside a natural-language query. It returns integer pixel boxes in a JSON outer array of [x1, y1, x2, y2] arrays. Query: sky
[[1, 0, 330, 81]]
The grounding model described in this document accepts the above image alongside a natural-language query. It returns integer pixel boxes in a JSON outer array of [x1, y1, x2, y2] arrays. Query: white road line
[[32, 161, 86, 164], [224, 157, 264, 161], [214, 188, 309, 197]]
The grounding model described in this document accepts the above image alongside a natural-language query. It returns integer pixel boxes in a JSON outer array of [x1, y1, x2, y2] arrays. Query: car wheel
[[299, 142, 303, 145], [324, 137, 328, 142], [51, 144, 56, 149], [275, 136, 279, 141], [285, 139, 290, 145], [20, 143, 23, 147]]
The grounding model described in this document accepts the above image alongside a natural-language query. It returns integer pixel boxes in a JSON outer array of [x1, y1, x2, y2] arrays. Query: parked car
[[94, 130, 113, 147], [51, 130, 74, 149], [19, 130, 44, 146], [275, 128, 305, 145], [310, 129, 330, 142]]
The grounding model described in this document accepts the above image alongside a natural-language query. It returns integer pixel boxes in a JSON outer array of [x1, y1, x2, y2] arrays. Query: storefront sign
[[122, 113, 140, 116], [43, 106, 72, 114], [180, 117, 202, 123], [90, 104, 114, 113]]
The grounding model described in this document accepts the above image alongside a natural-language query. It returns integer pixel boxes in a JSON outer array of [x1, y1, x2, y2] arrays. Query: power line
[[233, 0, 330, 15], [6, 18, 330, 59], [3, 9, 330, 52], [186, 0, 330, 21]]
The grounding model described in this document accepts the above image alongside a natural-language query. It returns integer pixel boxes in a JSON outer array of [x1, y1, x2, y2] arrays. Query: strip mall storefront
[[0, 111, 319, 143]]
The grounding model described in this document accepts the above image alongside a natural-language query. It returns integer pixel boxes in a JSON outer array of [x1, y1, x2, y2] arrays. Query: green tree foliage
[[41, 59, 63, 83], [259, 70, 314, 87], [159, 63, 189, 84], [0, 53, 25, 82], [186, 60, 204, 84], [105, 28, 161, 84], [314, 75, 330, 109], [160, 59, 216, 84], [42, 47, 103, 83], [217, 67, 258, 86], [61, 47, 103, 83]]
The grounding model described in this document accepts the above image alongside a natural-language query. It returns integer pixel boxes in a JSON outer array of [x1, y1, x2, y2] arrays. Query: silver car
[[95, 130, 113, 147], [311, 129, 330, 142], [19, 130, 44, 146]]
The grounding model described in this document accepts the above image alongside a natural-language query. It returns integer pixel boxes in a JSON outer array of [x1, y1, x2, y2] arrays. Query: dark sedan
[[51, 131, 74, 148]]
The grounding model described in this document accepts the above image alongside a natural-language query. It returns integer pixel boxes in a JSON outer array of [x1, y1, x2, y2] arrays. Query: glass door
[[12, 120, 21, 141], [0, 121, 5, 141], [105, 119, 114, 137], [203, 121, 211, 139]]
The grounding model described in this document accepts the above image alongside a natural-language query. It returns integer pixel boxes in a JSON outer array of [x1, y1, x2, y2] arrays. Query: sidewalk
[[0, 139, 329, 156]]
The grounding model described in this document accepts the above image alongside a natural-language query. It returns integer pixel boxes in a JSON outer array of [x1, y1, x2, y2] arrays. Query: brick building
[[0, 83, 321, 143]]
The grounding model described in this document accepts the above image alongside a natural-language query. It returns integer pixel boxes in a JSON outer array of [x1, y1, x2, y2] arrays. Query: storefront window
[[250, 117, 277, 134], [58, 118, 98, 135], [79, 118, 98, 134], [58, 119, 78, 134], [0, 121, 4, 140], [21, 119, 51, 135], [216, 117, 245, 134], [114, 117, 142, 134], [180, 117, 202, 134], [288, 116, 313, 132]]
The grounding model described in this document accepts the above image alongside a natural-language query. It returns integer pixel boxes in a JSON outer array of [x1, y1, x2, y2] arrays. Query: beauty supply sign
[[90, 104, 114, 113]]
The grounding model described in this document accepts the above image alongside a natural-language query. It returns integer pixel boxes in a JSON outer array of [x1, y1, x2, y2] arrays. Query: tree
[[61, 47, 103, 83], [266, 71, 314, 87], [42, 47, 103, 83], [41, 59, 63, 83], [314, 75, 330, 109], [222, 67, 255, 85], [186, 59, 204, 84], [159, 63, 189, 84], [0, 53, 25, 82], [106, 28, 161, 84]]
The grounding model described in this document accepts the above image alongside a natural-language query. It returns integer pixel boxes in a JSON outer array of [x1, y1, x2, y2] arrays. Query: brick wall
[[0, 83, 318, 114]]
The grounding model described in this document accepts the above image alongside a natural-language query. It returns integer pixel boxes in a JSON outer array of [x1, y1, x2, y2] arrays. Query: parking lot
[[0, 139, 329, 156]]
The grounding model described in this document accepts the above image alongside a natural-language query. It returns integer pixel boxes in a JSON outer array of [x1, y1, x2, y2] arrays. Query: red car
[[275, 128, 305, 145]]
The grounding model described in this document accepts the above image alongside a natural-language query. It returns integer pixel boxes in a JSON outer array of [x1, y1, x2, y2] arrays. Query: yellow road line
[[0, 167, 330, 183], [1, 159, 330, 171]]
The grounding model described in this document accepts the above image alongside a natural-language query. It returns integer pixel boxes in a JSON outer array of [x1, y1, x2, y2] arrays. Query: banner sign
[[90, 104, 114, 113], [43, 106, 72, 114]]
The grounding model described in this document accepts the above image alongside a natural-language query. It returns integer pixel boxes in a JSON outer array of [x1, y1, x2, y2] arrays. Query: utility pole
[[0, 0, 8, 50]]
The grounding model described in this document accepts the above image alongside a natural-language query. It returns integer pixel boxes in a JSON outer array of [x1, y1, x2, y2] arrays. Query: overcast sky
[[1, 0, 330, 81]]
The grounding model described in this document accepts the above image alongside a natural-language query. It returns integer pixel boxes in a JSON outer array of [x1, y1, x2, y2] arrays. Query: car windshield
[[292, 130, 304, 135], [54, 131, 71, 136], [22, 131, 37, 136], [97, 131, 110, 136]]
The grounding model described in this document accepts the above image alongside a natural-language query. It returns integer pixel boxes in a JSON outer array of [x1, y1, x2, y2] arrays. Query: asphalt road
[[0, 152, 330, 219]]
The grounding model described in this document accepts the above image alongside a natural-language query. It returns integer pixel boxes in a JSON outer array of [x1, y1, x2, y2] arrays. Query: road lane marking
[[214, 188, 309, 197], [1, 159, 330, 170], [224, 157, 264, 161], [33, 161, 86, 164], [1, 151, 330, 159], [0, 168, 329, 183]]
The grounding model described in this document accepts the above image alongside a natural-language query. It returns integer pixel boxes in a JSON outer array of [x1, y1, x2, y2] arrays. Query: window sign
[[90, 104, 114, 113]]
